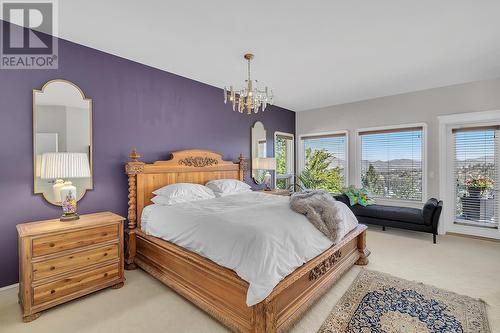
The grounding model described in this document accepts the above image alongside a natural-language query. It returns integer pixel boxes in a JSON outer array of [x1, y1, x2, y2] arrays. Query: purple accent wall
[[0, 23, 295, 287]]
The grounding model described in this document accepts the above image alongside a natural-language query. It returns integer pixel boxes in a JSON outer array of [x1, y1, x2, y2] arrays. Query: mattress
[[141, 191, 358, 306]]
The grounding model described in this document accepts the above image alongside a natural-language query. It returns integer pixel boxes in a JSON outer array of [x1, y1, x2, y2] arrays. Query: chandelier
[[224, 53, 274, 114]]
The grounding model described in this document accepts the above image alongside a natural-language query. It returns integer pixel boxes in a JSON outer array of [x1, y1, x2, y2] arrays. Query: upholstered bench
[[334, 195, 443, 243]]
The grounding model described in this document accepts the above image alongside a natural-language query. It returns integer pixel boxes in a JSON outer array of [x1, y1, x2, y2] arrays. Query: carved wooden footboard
[[124, 149, 369, 332]]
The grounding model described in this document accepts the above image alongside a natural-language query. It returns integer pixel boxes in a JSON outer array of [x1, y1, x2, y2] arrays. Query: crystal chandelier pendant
[[224, 53, 274, 115]]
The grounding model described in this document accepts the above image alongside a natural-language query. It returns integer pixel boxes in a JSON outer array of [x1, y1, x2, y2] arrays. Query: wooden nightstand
[[257, 189, 291, 196], [17, 212, 125, 322]]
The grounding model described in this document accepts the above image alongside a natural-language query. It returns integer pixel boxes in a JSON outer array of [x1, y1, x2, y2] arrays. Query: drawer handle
[[50, 289, 55, 294], [50, 266, 55, 271], [104, 273, 108, 277], [49, 243, 55, 247], [102, 233, 108, 237], [103, 253, 108, 257]]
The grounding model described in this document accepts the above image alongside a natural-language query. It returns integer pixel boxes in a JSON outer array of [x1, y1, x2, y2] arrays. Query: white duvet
[[141, 191, 358, 306]]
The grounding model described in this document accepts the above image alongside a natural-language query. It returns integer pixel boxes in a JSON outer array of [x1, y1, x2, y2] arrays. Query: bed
[[124, 149, 369, 333]]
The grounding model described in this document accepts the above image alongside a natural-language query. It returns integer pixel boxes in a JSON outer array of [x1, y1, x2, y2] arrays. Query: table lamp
[[257, 157, 276, 191], [40, 152, 91, 221]]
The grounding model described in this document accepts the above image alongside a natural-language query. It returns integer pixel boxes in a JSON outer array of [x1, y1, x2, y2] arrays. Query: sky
[[303, 131, 422, 162], [360, 131, 422, 161], [455, 130, 495, 161], [304, 130, 496, 162], [304, 136, 346, 161]]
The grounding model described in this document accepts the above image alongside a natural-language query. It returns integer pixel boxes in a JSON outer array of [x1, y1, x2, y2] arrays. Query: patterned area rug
[[318, 270, 490, 333]]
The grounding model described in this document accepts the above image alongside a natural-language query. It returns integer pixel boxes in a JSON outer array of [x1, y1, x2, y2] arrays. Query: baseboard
[[0, 283, 18, 292], [446, 232, 500, 243]]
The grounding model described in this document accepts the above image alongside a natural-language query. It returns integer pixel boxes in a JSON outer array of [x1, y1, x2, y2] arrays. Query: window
[[300, 132, 347, 192], [274, 133, 294, 190], [454, 126, 499, 228], [359, 126, 424, 201]]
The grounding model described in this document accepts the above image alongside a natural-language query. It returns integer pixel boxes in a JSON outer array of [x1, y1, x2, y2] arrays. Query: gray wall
[[65, 106, 91, 153], [36, 105, 67, 151], [296, 78, 500, 207]]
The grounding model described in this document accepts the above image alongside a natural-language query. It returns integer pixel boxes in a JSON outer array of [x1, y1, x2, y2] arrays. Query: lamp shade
[[35, 154, 42, 178], [257, 157, 276, 170], [40, 152, 91, 179]]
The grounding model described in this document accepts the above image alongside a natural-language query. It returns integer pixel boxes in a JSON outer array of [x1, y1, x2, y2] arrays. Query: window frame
[[438, 110, 500, 239], [274, 131, 295, 189], [298, 130, 349, 189], [355, 123, 428, 204], [452, 126, 499, 228]]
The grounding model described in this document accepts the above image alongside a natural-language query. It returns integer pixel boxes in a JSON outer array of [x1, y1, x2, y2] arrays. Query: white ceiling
[[51, 1, 500, 111]]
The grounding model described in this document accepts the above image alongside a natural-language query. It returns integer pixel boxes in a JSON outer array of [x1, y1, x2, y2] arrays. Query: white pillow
[[151, 195, 179, 205], [151, 195, 212, 205], [206, 179, 251, 194], [152, 183, 215, 205], [213, 188, 252, 197]]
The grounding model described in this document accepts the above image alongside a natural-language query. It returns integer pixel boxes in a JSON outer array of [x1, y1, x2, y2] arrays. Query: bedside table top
[[17, 212, 125, 237]]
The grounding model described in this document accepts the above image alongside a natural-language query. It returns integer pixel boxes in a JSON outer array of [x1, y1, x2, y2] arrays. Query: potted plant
[[465, 175, 493, 197], [462, 175, 494, 221]]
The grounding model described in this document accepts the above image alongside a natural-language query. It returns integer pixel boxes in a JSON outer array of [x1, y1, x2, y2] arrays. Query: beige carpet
[[1, 227, 499, 333]]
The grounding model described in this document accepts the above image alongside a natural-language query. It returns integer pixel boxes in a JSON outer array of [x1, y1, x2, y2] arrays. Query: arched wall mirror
[[33, 80, 93, 205], [251, 121, 267, 184]]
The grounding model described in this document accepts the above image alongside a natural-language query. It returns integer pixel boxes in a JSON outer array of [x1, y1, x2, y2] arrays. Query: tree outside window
[[275, 134, 294, 189], [298, 148, 344, 192]]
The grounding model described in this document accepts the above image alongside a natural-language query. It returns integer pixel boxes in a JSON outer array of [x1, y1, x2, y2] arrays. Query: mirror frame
[[251, 121, 267, 185], [33, 79, 93, 205]]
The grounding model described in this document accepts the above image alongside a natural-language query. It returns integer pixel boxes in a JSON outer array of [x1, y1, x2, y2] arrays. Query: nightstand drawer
[[33, 262, 120, 306], [32, 243, 119, 281], [32, 224, 118, 257]]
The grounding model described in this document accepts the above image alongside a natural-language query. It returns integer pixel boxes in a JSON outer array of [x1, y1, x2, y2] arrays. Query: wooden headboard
[[125, 149, 244, 232]]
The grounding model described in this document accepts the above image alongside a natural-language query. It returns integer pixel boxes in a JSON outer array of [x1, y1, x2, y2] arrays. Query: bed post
[[355, 229, 370, 265], [252, 301, 277, 333], [252, 303, 266, 332], [125, 148, 145, 270], [239, 153, 245, 181]]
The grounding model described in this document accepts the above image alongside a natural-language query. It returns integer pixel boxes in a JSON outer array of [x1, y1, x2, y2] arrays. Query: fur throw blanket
[[290, 190, 346, 243]]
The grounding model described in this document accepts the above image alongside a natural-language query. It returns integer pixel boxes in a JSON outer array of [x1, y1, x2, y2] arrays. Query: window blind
[[301, 133, 347, 192], [454, 127, 499, 228], [360, 127, 423, 201]]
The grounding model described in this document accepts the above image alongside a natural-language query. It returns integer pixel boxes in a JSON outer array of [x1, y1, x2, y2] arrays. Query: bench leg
[[433, 234, 437, 244], [382, 226, 386, 231]]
